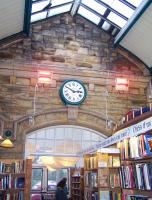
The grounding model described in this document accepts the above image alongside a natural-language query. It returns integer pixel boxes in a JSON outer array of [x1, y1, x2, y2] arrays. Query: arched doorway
[[25, 125, 107, 159], [25, 125, 106, 199]]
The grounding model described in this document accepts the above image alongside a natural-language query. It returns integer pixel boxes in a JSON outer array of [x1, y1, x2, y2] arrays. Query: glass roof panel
[[102, 21, 111, 31], [100, 0, 114, 6], [81, 0, 107, 15], [110, 0, 134, 18], [51, 0, 73, 7], [32, 0, 50, 13], [78, 6, 101, 25], [107, 12, 127, 28], [125, 0, 143, 7], [48, 3, 72, 17], [31, 11, 47, 23]]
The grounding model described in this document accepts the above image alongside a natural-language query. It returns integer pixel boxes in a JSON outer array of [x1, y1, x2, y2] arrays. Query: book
[[16, 177, 25, 188], [4, 164, 13, 173], [144, 134, 152, 155], [99, 190, 110, 200], [98, 153, 109, 168], [112, 156, 120, 167], [98, 168, 109, 187]]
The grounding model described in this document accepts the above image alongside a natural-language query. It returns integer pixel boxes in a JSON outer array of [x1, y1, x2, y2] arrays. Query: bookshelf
[[84, 148, 121, 200], [0, 159, 32, 200], [115, 111, 152, 200], [118, 136, 152, 200], [71, 168, 84, 200]]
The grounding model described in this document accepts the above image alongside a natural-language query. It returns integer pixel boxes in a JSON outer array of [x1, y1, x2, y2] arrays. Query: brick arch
[[15, 108, 112, 136], [0, 108, 113, 158]]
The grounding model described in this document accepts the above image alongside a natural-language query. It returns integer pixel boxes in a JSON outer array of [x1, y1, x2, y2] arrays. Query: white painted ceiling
[[115, 1, 152, 68], [0, 0, 25, 40]]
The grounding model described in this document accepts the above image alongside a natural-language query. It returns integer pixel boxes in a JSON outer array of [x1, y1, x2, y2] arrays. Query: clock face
[[60, 80, 87, 105]]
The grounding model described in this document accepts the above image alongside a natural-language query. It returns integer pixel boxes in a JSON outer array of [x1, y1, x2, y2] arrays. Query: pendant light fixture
[[0, 138, 14, 148]]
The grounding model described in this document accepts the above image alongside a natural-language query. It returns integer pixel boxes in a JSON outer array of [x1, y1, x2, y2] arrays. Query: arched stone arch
[[0, 108, 113, 158]]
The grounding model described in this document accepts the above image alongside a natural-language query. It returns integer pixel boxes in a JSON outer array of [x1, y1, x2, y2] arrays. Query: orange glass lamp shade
[[115, 78, 129, 91], [0, 138, 14, 148], [38, 70, 53, 84]]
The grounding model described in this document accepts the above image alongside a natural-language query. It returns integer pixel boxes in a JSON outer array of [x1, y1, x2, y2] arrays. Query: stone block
[[78, 47, 88, 55], [89, 83, 95, 91]]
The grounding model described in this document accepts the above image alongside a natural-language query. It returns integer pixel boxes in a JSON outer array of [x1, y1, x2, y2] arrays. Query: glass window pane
[[32, 0, 50, 13], [78, 6, 101, 25], [45, 129, 55, 139], [82, 141, 92, 149], [111, 0, 134, 18], [126, 0, 143, 7], [107, 12, 127, 28], [48, 4, 72, 17], [55, 128, 65, 139], [73, 141, 81, 152], [73, 129, 81, 140], [37, 131, 45, 139], [100, 0, 114, 6], [102, 21, 111, 30], [51, 0, 73, 7], [47, 170, 57, 190], [64, 127, 73, 140], [31, 168, 43, 190], [31, 11, 47, 23], [82, 130, 91, 140], [82, 0, 107, 15], [57, 169, 68, 184], [55, 140, 65, 153]]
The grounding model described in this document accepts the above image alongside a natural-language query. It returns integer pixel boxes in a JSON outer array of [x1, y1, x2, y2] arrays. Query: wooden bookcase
[[71, 168, 84, 200], [84, 149, 121, 200], [0, 158, 32, 200], [118, 136, 152, 200]]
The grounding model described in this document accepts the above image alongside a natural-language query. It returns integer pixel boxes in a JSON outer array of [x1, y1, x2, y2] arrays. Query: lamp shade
[[0, 138, 14, 148]]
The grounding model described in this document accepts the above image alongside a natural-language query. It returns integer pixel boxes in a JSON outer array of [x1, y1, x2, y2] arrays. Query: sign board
[[79, 116, 152, 155]]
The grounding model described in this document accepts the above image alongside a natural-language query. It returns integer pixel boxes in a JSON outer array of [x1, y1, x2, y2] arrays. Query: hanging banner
[[79, 116, 152, 155]]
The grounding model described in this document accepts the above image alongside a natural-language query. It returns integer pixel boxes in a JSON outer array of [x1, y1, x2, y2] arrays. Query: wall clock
[[60, 80, 87, 105], [3, 130, 13, 138]]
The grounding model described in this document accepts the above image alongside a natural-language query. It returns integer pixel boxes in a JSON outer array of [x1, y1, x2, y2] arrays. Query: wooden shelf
[[0, 188, 25, 193], [121, 155, 152, 162], [115, 110, 152, 132], [0, 172, 25, 177], [122, 188, 152, 196]]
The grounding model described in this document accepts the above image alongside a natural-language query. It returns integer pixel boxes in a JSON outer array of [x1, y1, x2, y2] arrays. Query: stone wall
[[0, 14, 150, 158]]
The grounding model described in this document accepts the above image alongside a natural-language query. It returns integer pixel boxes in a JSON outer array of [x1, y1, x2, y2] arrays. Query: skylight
[[108, 12, 127, 28], [110, 0, 134, 18], [48, 4, 72, 17], [30, 0, 144, 36], [51, 0, 73, 7], [78, 6, 101, 25], [126, 0, 143, 7], [32, 0, 50, 13], [31, 11, 47, 23], [81, 0, 107, 15]]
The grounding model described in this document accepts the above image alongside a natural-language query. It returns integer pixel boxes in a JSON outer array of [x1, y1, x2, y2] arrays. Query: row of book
[[0, 191, 24, 200], [98, 168, 120, 188], [0, 161, 25, 173], [122, 194, 152, 200], [120, 163, 152, 190], [0, 176, 25, 189], [98, 190, 121, 200], [84, 153, 120, 170], [120, 134, 152, 159], [84, 172, 97, 188]]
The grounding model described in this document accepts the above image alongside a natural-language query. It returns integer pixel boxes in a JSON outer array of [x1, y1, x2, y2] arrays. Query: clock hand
[[65, 85, 75, 92], [75, 90, 83, 93]]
